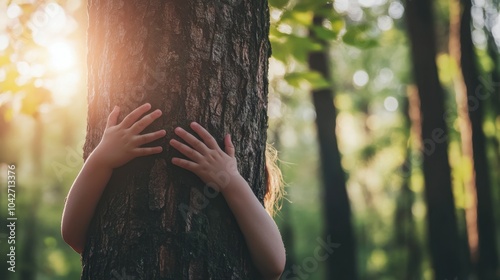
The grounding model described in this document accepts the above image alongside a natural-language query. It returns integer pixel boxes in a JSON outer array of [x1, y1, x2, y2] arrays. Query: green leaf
[[281, 10, 313, 26], [342, 24, 379, 49], [269, 0, 289, 9], [287, 35, 323, 63], [311, 26, 340, 40], [330, 17, 345, 35], [285, 71, 331, 90], [314, 8, 342, 22], [270, 40, 288, 63], [294, 0, 330, 12]]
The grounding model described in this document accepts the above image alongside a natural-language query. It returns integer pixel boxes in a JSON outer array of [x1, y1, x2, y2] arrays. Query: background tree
[[81, 0, 270, 278], [457, 0, 498, 277], [405, 0, 464, 278], [393, 86, 422, 280], [308, 12, 358, 280]]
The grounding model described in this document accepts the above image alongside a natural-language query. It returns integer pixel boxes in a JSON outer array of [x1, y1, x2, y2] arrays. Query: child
[[61, 103, 286, 280]]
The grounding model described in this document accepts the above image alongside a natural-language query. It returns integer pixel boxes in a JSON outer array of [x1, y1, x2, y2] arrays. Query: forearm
[[61, 151, 113, 253], [222, 175, 286, 280]]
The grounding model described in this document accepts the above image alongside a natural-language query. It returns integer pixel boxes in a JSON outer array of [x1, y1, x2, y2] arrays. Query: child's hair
[[264, 143, 285, 216]]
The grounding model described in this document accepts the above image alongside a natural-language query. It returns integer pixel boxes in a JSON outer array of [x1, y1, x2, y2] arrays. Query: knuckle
[[188, 149, 196, 157]]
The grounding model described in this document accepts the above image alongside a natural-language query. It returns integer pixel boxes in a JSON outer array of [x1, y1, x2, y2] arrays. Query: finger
[[135, 129, 166, 146], [171, 157, 199, 173], [224, 134, 235, 157], [106, 106, 120, 128], [120, 103, 152, 128], [174, 127, 209, 155], [169, 139, 203, 161], [129, 109, 162, 134], [133, 146, 163, 157], [190, 122, 219, 150]]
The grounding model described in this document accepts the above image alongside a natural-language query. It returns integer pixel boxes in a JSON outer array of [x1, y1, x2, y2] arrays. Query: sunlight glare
[[334, 0, 349, 13], [358, 0, 376, 8], [377, 16, 393, 31], [48, 41, 76, 71], [0, 35, 9, 51], [7, 4, 22, 19], [472, 29, 487, 47], [492, 16, 500, 43]]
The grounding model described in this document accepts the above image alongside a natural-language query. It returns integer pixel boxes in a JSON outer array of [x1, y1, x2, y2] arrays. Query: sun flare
[[48, 41, 76, 71]]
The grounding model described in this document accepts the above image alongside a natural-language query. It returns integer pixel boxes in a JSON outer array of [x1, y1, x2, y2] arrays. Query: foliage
[[0, 0, 499, 279]]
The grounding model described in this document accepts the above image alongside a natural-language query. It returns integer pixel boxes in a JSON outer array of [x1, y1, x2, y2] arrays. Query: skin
[[61, 103, 285, 280]]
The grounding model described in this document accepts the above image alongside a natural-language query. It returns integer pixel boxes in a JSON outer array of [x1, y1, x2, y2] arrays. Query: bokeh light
[[384, 96, 399, 112], [353, 70, 369, 87]]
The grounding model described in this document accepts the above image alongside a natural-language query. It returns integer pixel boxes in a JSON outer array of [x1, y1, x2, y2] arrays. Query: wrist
[[220, 173, 249, 197], [86, 147, 114, 171]]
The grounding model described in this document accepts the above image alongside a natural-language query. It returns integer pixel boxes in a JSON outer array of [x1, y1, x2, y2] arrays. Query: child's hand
[[169, 122, 240, 192], [92, 103, 166, 169]]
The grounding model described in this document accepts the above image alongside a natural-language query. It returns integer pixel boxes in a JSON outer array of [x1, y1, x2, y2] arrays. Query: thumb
[[106, 106, 120, 128], [224, 134, 235, 157]]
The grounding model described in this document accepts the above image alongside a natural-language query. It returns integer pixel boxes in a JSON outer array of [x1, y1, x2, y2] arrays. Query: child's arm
[[169, 122, 286, 280], [61, 103, 166, 253]]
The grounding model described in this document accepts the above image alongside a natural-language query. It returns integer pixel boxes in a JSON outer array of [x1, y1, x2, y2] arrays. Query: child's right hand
[[91, 103, 166, 169]]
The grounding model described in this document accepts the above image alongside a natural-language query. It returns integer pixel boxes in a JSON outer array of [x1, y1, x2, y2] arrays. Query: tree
[[308, 13, 358, 280], [81, 0, 270, 279], [457, 0, 498, 277], [394, 86, 422, 280], [405, 0, 465, 278]]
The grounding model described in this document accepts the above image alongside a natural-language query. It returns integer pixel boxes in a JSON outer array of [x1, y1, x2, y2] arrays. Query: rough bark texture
[[308, 14, 357, 280], [405, 0, 464, 278], [82, 0, 270, 279], [459, 0, 499, 277]]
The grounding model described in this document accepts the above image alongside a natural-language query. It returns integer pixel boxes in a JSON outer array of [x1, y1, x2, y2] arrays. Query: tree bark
[[308, 14, 357, 280], [82, 0, 270, 279], [405, 0, 465, 278], [459, 0, 498, 277]]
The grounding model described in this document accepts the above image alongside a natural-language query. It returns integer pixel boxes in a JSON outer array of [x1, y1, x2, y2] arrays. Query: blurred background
[[0, 0, 499, 279]]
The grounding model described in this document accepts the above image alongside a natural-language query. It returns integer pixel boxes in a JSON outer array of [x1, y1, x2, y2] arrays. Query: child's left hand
[[169, 122, 240, 192], [170, 122, 286, 279]]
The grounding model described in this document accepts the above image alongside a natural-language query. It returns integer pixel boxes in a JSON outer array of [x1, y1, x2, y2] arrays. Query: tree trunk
[[394, 86, 422, 280], [449, 0, 478, 269], [459, 0, 499, 277], [82, 1, 270, 279], [405, 0, 464, 278], [308, 14, 358, 280]]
